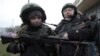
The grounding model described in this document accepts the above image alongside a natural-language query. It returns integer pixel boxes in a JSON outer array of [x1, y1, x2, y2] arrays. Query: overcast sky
[[0, 0, 75, 28]]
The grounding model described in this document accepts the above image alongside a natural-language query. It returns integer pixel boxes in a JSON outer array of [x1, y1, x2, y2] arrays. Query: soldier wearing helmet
[[55, 3, 100, 56], [7, 3, 57, 56]]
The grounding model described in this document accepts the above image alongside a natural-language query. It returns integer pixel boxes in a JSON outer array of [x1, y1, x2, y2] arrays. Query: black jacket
[[55, 15, 91, 41], [17, 24, 57, 56], [55, 15, 100, 56]]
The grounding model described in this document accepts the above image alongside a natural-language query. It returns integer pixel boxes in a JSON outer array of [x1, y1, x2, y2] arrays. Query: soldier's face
[[30, 16, 42, 26], [63, 8, 74, 18]]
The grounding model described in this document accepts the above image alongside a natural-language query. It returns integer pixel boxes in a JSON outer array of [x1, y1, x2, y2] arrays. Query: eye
[[30, 17, 35, 19], [37, 16, 41, 19], [29, 16, 42, 19]]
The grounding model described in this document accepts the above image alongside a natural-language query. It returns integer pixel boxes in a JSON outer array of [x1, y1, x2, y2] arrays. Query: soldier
[[7, 3, 57, 56], [55, 3, 100, 56]]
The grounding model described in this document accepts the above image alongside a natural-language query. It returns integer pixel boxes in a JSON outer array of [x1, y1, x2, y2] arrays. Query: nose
[[34, 18, 39, 21]]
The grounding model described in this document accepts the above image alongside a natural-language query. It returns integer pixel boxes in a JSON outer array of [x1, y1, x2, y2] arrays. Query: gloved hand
[[7, 42, 26, 54]]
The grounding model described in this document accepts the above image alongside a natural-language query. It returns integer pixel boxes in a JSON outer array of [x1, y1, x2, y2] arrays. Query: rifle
[[0, 34, 93, 45], [44, 23, 58, 27], [72, 19, 100, 30]]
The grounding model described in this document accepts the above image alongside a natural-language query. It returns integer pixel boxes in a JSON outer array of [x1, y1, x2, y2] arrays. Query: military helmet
[[61, 3, 77, 18], [20, 3, 46, 24]]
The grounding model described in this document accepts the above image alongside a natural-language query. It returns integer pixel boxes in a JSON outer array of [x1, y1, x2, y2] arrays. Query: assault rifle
[[0, 34, 93, 45], [72, 19, 100, 30]]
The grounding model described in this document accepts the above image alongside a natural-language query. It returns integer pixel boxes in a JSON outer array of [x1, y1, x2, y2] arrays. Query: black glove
[[7, 42, 26, 54]]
